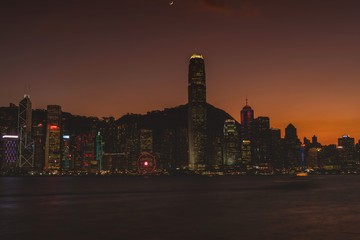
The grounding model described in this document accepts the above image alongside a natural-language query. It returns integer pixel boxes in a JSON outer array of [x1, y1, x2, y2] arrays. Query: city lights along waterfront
[[2, 1, 360, 239], [0, 54, 360, 175], [2, 53, 359, 240]]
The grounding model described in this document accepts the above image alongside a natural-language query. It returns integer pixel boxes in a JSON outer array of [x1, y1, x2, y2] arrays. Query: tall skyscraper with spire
[[18, 94, 35, 170], [188, 54, 207, 170], [240, 98, 254, 140], [240, 99, 254, 165]]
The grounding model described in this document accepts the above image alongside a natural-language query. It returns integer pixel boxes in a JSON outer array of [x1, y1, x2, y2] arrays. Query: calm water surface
[[1, 175, 360, 240]]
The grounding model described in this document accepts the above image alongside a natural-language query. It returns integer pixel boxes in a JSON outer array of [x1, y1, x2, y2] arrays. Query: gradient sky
[[1, 0, 360, 145]]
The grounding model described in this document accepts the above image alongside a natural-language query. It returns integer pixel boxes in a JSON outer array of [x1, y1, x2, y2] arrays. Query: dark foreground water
[[1, 176, 360, 240]]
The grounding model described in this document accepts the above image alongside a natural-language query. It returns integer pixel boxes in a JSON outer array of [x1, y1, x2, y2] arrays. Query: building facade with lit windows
[[239, 101, 254, 167], [45, 105, 62, 172], [62, 134, 71, 171], [222, 119, 239, 167], [338, 135, 356, 167], [83, 133, 98, 174], [188, 54, 207, 171], [18, 95, 35, 170], [140, 129, 153, 154], [240, 100, 254, 140], [33, 123, 45, 171], [241, 140, 252, 166], [1, 135, 18, 171]]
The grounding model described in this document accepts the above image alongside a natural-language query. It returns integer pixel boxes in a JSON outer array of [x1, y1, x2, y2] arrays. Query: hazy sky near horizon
[[1, 0, 360, 144]]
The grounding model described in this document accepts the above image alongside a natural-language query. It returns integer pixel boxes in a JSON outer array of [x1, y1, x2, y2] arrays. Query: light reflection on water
[[1, 175, 360, 239], [0, 197, 18, 209]]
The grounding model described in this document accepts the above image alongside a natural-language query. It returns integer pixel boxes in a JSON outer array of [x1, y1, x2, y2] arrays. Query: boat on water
[[296, 172, 308, 177]]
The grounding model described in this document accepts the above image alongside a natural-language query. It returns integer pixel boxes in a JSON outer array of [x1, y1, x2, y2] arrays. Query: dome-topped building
[[240, 98, 254, 140]]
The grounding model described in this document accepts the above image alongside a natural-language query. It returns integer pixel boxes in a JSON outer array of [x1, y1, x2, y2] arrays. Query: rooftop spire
[[23, 83, 30, 98]]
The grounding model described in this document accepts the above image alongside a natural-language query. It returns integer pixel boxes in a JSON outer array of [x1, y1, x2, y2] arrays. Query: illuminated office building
[[1, 135, 18, 171], [240, 99, 254, 140], [223, 119, 239, 166], [45, 105, 62, 171], [188, 54, 207, 170], [239, 100, 254, 166], [18, 95, 34, 170], [241, 140, 252, 165], [338, 135, 356, 167], [33, 123, 45, 171], [140, 129, 153, 154], [62, 134, 71, 171], [83, 133, 98, 174]]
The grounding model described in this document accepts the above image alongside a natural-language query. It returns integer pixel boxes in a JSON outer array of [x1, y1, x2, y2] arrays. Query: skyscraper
[[62, 134, 71, 171], [269, 128, 282, 168], [2, 135, 18, 171], [283, 123, 301, 168], [252, 117, 271, 165], [83, 132, 97, 174], [338, 135, 356, 167], [240, 100, 254, 166], [223, 119, 239, 166], [18, 94, 34, 170], [188, 54, 207, 170], [240, 99, 254, 140], [255, 117, 269, 132], [311, 135, 321, 148], [33, 123, 45, 171], [285, 124, 299, 143], [45, 105, 62, 172]]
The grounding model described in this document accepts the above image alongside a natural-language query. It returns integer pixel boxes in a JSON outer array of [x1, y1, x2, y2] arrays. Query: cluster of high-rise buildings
[[0, 100, 105, 174], [1, 54, 359, 175]]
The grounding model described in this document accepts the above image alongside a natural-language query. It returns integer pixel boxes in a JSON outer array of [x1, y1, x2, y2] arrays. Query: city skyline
[[1, 0, 360, 145], [2, 2, 360, 238]]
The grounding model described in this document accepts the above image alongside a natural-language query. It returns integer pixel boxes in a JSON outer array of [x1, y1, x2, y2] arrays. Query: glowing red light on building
[[137, 153, 156, 174], [50, 125, 58, 130]]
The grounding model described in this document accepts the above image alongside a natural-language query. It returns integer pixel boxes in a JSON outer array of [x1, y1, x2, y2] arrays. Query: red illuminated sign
[[50, 125, 58, 130]]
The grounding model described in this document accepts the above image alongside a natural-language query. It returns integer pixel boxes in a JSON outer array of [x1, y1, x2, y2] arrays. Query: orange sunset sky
[[1, 0, 359, 145]]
